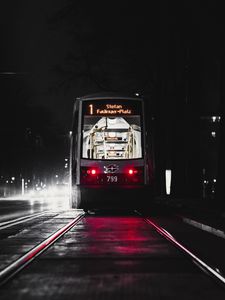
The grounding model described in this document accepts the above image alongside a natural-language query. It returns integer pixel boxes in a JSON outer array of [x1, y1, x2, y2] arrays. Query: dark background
[[0, 1, 225, 203]]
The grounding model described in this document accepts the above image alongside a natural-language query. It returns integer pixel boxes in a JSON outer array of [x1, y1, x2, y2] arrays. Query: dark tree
[[48, 1, 158, 95]]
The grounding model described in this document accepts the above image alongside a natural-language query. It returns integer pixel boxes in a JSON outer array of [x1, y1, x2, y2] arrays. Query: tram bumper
[[79, 185, 152, 209]]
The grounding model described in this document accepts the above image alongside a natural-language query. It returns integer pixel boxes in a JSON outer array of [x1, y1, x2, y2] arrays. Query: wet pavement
[[150, 214, 225, 274], [0, 210, 224, 299], [0, 211, 65, 270]]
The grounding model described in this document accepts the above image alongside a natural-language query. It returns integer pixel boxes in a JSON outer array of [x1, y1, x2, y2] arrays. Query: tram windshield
[[82, 100, 143, 160]]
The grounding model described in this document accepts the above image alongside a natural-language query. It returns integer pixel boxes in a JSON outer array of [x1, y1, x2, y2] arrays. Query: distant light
[[135, 93, 139, 96], [55, 175, 58, 178], [6, 180, 9, 184], [211, 116, 221, 122], [211, 131, 216, 138], [22, 178, 25, 196], [65, 158, 68, 161], [11, 177, 15, 181], [128, 169, 134, 175], [165, 169, 172, 195], [69, 131, 72, 136], [213, 179, 216, 183]]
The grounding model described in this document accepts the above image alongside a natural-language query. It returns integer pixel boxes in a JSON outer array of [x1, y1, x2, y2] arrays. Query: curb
[[181, 216, 225, 240]]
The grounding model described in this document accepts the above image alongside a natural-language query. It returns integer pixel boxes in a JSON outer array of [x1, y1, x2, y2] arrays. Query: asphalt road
[[0, 193, 69, 223]]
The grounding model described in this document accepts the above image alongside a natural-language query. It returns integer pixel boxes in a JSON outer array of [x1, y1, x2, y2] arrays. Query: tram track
[[0, 209, 225, 296], [0, 211, 49, 231], [135, 210, 225, 289], [0, 212, 85, 286]]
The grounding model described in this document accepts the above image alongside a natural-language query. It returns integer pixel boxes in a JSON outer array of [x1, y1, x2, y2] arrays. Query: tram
[[69, 93, 154, 210]]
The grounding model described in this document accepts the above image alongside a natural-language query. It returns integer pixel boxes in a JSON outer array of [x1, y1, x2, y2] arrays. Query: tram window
[[82, 115, 142, 160]]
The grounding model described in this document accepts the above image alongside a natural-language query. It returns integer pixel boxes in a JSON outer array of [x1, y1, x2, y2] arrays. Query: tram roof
[[76, 92, 143, 102]]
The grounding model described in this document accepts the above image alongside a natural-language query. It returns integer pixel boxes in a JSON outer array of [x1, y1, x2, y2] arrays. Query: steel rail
[[0, 211, 49, 230], [0, 212, 85, 286], [141, 214, 225, 288]]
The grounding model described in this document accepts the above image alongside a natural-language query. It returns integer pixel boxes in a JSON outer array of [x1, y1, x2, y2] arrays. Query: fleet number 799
[[107, 176, 118, 183]]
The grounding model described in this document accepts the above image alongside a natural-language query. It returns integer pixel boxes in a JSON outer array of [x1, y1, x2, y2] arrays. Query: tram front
[[70, 95, 152, 210]]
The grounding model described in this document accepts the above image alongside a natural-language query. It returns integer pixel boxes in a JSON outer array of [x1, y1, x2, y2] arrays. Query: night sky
[[0, 1, 224, 180], [1, 1, 222, 123]]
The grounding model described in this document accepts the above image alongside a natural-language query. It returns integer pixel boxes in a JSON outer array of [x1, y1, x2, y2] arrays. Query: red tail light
[[80, 166, 144, 185], [87, 168, 97, 175], [125, 167, 143, 183], [128, 169, 138, 175], [81, 167, 99, 184]]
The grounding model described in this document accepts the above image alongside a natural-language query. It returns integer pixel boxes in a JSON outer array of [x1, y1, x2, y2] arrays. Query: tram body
[[69, 94, 154, 209]]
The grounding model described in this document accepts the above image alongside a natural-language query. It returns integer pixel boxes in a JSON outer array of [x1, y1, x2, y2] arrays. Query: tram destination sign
[[83, 100, 141, 116]]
